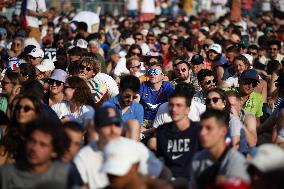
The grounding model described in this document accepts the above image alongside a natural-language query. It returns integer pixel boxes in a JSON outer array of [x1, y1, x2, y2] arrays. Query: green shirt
[[225, 87, 263, 118], [242, 91, 263, 118], [0, 97, 8, 113]]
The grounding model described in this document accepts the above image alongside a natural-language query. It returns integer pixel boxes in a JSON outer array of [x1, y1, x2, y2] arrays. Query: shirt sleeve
[[229, 116, 242, 136], [137, 142, 163, 178], [38, 0, 47, 12]]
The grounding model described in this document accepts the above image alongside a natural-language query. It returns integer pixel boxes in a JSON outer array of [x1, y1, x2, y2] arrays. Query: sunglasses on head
[[48, 79, 63, 86], [79, 64, 93, 72], [147, 69, 162, 76], [15, 104, 34, 112], [205, 97, 222, 105], [203, 79, 216, 85]]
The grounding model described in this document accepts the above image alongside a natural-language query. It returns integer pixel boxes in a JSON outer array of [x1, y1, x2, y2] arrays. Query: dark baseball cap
[[95, 106, 122, 127], [240, 69, 259, 82], [191, 54, 204, 65]]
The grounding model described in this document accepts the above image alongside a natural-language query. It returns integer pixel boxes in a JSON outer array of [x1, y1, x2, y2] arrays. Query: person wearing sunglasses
[[171, 60, 191, 86], [0, 72, 22, 113], [235, 69, 263, 126], [27, 48, 44, 67], [260, 39, 284, 67], [103, 75, 143, 141], [52, 76, 95, 127], [193, 69, 216, 105], [0, 95, 44, 165], [77, 57, 118, 103], [206, 88, 249, 152], [45, 69, 67, 106], [126, 57, 144, 77], [140, 62, 174, 129], [133, 32, 150, 55]]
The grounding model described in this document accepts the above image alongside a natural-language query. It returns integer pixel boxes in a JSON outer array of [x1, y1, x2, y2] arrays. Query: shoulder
[[250, 92, 263, 101], [162, 81, 174, 88], [192, 149, 211, 161]]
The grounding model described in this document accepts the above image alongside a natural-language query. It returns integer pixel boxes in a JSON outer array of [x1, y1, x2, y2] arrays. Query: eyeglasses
[[123, 94, 138, 99], [129, 64, 141, 69], [134, 37, 142, 41], [28, 56, 37, 60], [147, 68, 162, 76], [269, 48, 278, 51], [131, 52, 141, 56], [79, 65, 93, 72], [205, 97, 222, 105], [64, 85, 73, 90], [15, 104, 35, 112], [48, 79, 63, 86], [179, 68, 187, 72], [203, 79, 216, 86], [1, 80, 12, 86]]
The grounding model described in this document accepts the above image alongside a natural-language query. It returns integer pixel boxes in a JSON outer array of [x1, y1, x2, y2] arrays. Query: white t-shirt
[[113, 57, 129, 76], [141, 0, 155, 13], [127, 0, 138, 10], [93, 72, 119, 98], [152, 100, 206, 128], [140, 43, 150, 55], [73, 137, 163, 189], [51, 101, 94, 126], [224, 74, 239, 88], [26, 0, 47, 28]]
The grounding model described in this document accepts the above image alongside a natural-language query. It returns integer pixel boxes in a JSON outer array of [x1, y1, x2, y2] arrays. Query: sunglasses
[[248, 51, 257, 56], [1, 80, 12, 86], [13, 43, 21, 47], [147, 69, 162, 76], [269, 48, 278, 51], [48, 79, 63, 86], [134, 37, 142, 41], [205, 97, 222, 105], [131, 52, 141, 56], [15, 104, 35, 112], [179, 68, 187, 72], [240, 80, 256, 86], [170, 38, 178, 41], [79, 65, 93, 72], [203, 79, 216, 85], [28, 56, 37, 60], [123, 94, 138, 99], [130, 64, 141, 69], [64, 85, 73, 90]]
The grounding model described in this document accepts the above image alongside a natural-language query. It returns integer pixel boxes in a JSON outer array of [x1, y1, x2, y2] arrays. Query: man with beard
[[171, 60, 191, 86], [103, 75, 144, 126]]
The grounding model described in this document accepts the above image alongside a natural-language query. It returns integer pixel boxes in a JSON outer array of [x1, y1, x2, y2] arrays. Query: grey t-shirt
[[0, 161, 69, 189], [229, 114, 242, 137], [190, 148, 250, 189]]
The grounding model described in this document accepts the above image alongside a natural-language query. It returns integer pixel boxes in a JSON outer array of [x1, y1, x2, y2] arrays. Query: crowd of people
[[0, 0, 284, 189]]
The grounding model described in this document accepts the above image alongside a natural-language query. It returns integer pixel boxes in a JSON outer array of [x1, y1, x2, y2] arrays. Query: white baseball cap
[[101, 137, 140, 176], [242, 53, 253, 65], [36, 59, 55, 72], [248, 144, 284, 173], [28, 48, 44, 58], [209, 43, 222, 54], [75, 39, 88, 49]]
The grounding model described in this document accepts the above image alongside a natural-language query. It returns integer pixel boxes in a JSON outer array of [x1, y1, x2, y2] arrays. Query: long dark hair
[[1, 95, 43, 160], [66, 76, 95, 108], [206, 88, 231, 118], [126, 44, 142, 58]]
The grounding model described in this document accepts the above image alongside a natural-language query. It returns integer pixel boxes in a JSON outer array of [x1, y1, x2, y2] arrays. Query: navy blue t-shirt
[[156, 121, 200, 179], [140, 81, 174, 120]]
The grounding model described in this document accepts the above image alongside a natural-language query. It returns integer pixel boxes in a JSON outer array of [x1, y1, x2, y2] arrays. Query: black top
[[156, 121, 200, 179]]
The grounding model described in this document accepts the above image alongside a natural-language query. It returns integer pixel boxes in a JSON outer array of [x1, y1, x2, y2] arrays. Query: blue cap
[[240, 69, 259, 81], [191, 54, 204, 65]]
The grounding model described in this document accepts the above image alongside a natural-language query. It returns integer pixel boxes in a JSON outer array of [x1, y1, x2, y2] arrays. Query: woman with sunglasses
[[126, 56, 143, 77], [7, 37, 24, 58], [0, 72, 22, 113], [0, 95, 43, 164], [44, 69, 67, 106], [51, 76, 95, 127], [206, 88, 250, 155]]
